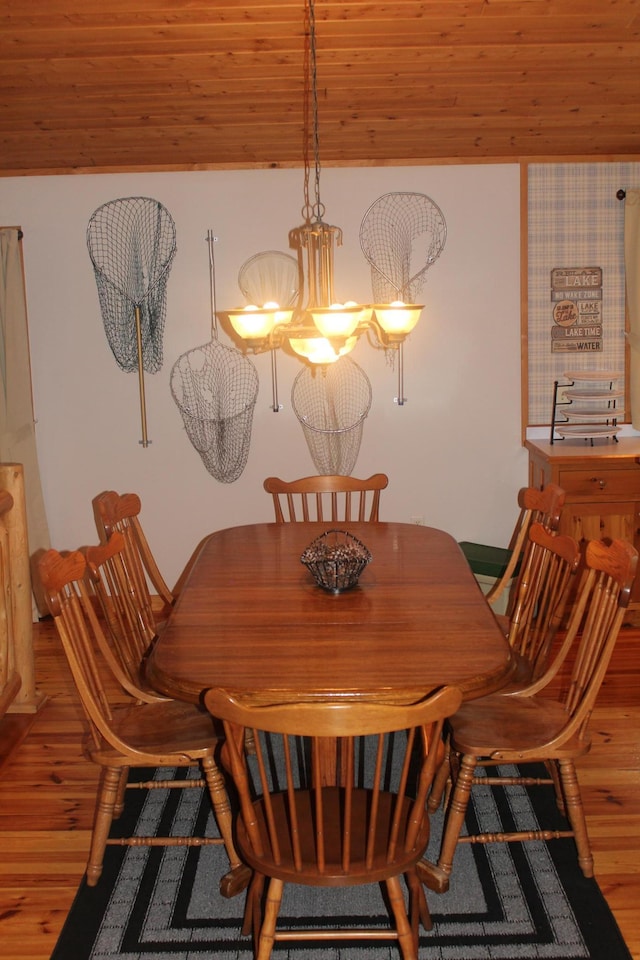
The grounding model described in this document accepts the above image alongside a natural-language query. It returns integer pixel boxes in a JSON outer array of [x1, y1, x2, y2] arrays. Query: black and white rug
[[51, 765, 633, 959]]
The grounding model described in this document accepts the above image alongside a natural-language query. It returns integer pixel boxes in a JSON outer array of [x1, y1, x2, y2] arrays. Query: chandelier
[[219, 0, 424, 405]]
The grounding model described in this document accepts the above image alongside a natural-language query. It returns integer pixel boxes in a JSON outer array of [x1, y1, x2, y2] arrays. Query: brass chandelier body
[[219, 0, 424, 398]]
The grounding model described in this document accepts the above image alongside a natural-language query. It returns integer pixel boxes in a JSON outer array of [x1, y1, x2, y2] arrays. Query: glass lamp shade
[[226, 304, 293, 345], [309, 303, 363, 339], [288, 335, 358, 364], [273, 307, 295, 327], [373, 302, 423, 340]]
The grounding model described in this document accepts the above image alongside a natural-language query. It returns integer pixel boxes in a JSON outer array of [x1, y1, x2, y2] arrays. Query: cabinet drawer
[[558, 467, 640, 499]]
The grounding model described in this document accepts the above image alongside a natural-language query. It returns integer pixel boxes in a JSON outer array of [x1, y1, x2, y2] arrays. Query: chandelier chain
[[302, 0, 324, 224]]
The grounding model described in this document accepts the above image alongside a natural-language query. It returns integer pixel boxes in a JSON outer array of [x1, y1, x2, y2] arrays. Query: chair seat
[[90, 700, 221, 764], [449, 694, 591, 760], [459, 541, 516, 579], [237, 787, 431, 886]]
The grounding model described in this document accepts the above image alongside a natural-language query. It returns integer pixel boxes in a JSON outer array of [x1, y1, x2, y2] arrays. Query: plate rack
[[550, 371, 623, 445]]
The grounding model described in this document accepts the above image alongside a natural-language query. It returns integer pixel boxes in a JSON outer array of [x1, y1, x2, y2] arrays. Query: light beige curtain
[[0, 227, 50, 614], [624, 190, 640, 427]]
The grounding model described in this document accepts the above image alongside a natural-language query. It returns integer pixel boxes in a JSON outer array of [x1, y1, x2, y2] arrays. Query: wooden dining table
[[145, 520, 514, 896], [146, 521, 513, 705]]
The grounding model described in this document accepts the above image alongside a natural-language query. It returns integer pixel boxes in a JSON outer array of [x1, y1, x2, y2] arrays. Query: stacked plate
[[554, 371, 622, 440]]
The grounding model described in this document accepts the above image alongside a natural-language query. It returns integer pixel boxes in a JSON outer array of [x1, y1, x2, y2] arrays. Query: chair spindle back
[[263, 473, 389, 523]]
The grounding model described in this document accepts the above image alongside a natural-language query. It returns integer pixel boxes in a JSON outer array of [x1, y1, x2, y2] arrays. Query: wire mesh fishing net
[[170, 339, 259, 484], [291, 357, 372, 475], [238, 250, 300, 307], [87, 197, 177, 373], [359, 192, 447, 303]]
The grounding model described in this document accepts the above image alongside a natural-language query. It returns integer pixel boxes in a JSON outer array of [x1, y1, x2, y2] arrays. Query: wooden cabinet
[[525, 438, 640, 612]]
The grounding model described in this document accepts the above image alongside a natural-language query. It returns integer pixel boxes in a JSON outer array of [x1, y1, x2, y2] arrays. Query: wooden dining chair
[[499, 521, 582, 692], [429, 535, 637, 890], [459, 482, 566, 617], [263, 472, 389, 523], [37, 547, 248, 898], [204, 684, 462, 960], [82, 530, 166, 702], [427, 522, 581, 821], [92, 490, 174, 620]]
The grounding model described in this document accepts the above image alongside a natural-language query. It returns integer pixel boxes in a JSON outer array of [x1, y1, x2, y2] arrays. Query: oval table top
[[145, 521, 513, 705]]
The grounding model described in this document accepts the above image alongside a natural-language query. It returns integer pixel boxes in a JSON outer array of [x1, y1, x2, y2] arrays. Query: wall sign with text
[[550, 267, 603, 353]]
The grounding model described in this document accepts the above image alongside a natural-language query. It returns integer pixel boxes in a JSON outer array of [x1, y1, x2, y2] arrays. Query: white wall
[[0, 164, 527, 587]]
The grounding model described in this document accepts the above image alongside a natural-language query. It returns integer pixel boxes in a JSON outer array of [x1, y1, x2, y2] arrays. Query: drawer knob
[[590, 477, 607, 490]]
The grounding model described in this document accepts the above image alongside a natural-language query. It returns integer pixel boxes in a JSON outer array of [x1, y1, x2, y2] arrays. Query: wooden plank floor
[[0, 618, 639, 960]]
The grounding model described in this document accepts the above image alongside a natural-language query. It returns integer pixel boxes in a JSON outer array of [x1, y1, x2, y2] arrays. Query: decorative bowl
[[300, 529, 372, 594]]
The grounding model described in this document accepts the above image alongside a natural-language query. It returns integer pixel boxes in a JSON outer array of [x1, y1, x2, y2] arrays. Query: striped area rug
[[51, 764, 633, 959]]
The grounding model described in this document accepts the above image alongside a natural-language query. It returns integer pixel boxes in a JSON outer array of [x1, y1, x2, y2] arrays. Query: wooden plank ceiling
[[1, 0, 639, 176]]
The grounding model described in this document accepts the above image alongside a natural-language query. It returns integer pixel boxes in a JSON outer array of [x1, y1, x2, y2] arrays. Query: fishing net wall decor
[[292, 357, 372, 475], [238, 250, 299, 308], [359, 192, 447, 303], [236, 249, 301, 414], [170, 340, 259, 483], [169, 231, 259, 483], [87, 197, 177, 373]]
